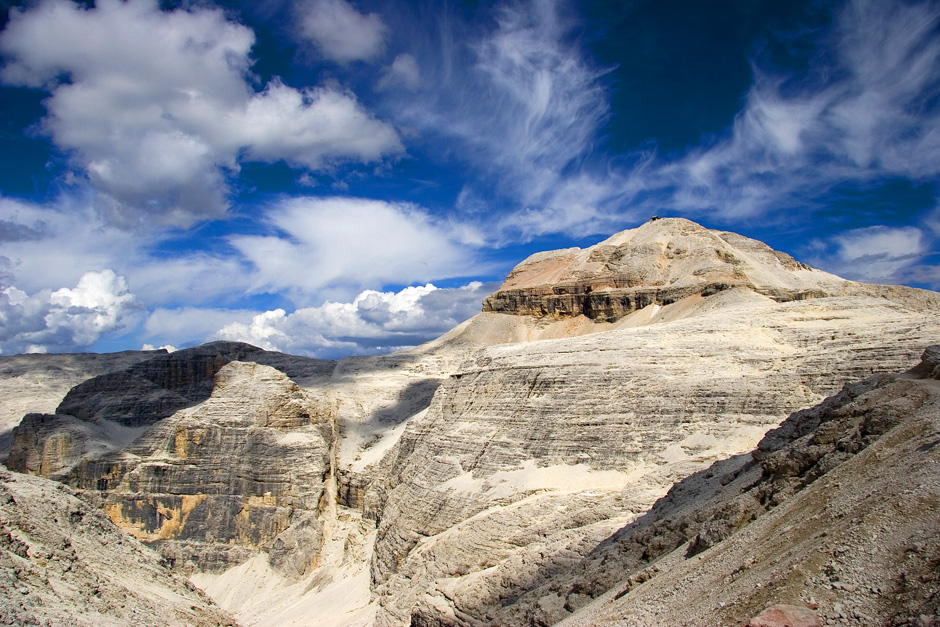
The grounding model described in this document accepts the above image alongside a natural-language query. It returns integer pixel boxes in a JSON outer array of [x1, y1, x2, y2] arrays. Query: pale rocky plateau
[[1, 217, 939, 626]]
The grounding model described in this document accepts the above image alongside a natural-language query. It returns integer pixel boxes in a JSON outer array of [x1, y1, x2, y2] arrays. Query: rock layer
[[549, 345, 940, 627], [365, 289, 940, 626], [0, 467, 235, 626], [482, 218, 852, 321], [0, 349, 161, 462]]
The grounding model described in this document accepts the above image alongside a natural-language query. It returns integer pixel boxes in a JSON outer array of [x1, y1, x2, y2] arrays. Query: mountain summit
[[485, 217, 874, 321]]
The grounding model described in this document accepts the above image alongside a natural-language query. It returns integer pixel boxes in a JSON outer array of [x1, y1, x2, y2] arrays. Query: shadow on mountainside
[[373, 378, 443, 427]]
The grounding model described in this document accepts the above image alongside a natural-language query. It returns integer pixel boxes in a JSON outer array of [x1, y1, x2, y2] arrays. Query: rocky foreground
[[1, 218, 939, 626], [0, 467, 234, 626]]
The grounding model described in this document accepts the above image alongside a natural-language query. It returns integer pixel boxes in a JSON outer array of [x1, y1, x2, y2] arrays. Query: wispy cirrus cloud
[[0, 0, 402, 228], [382, 0, 617, 240], [805, 225, 928, 284], [383, 0, 940, 248], [653, 0, 940, 221]]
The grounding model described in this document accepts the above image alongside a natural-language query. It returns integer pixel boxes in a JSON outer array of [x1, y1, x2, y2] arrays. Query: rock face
[[0, 349, 161, 462], [548, 345, 940, 627], [80, 360, 335, 575], [365, 290, 940, 626], [3, 218, 940, 627], [7, 343, 339, 574], [482, 218, 847, 321], [0, 466, 235, 626]]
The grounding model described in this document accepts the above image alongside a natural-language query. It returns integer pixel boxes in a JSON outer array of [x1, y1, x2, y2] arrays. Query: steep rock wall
[[364, 292, 940, 626], [549, 345, 940, 627], [0, 350, 161, 462], [0, 467, 235, 626], [8, 355, 339, 575], [482, 218, 849, 321]]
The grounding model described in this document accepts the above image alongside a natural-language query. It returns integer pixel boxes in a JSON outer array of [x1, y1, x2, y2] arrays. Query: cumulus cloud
[[807, 225, 928, 284], [0, 0, 402, 227], [0, 270, 141, 354], [213, 281, 498, 357], [376, 54, 422, 91], [230, 196, 487, 302], [296, 0, 388, 63]]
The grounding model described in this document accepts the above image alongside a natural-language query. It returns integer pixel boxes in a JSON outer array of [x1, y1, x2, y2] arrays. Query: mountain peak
[[483, 218, 844, 322]]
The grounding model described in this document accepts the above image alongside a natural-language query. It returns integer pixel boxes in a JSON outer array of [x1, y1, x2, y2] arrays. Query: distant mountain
[[3, 218, 940, 626]]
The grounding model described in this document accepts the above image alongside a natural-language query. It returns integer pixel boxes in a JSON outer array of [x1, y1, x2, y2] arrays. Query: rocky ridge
[[482, 218, 935, 323], [2, 218, 940, 626], [0, 349, 161, 462], [366, 289, 940, 626], [0, 466, 235, 626]]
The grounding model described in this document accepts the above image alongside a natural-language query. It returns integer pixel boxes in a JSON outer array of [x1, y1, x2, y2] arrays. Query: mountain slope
[[0, 467, 235, 626], [3, 218, 940, 626], [553, 345, 940, 627]]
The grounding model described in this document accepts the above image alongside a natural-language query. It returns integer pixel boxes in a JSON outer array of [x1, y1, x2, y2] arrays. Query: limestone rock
[[367, 287, 940, 626], [75, 360, 335, 575], [0, 467, 235, 626], [532, 346, 940, 627], [0, 349, 160, 462], [747, 605, 823, 627], [482, 218, 856, 321], [3, 220, 940, 627]]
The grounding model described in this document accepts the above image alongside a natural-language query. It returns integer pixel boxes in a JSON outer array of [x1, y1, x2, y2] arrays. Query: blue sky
[[0, 0, 938, 357]]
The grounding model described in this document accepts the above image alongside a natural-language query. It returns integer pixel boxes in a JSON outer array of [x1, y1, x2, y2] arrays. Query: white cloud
[[0, 0, 402, 227], [213, 281, 498, 357], [0, 196, 140, 293], [141, 343, 177, 353], [0, 195, 251, 308], [143, 307, 258, 349], [230, 196, 486, 302], [381, 0, 940, 242], [296, 0, 388, 63], [384, 0, 615, 239], [232, 80, 402, 169], [0, 270, 141, 354], [651, 0, 940, 221], [377, 54, 422, 91], [808, 225, 927, 284]]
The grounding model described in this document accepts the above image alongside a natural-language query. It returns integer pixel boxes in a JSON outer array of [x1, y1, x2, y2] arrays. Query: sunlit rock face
[[482, 218, 845, 321], [361, 219, 940, 626], [537, 346, 940, 627], [7, 344, 339, 574], [366, 290, 940, 626], [3, 219, 940, 627]]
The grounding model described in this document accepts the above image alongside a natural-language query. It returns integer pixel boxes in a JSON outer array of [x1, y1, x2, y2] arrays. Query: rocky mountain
[[0, 349, 161, 462], [553, 344, 940, 627], [2, 218, 940, 626], [0, 466, 234, 626]]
